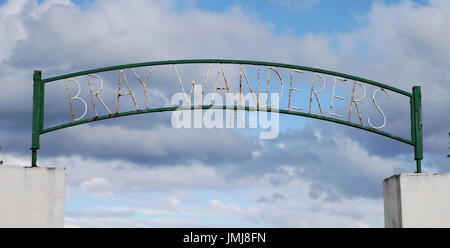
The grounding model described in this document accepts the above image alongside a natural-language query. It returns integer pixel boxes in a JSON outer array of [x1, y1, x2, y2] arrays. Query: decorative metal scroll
[[31, 59, 423, 172]]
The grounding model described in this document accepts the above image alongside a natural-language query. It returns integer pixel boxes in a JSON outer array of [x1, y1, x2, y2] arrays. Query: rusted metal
[[130, 67, 152, 110], [87, 74, 112, 116], [266, 67, 283, 108], [288, 69, 305, 111], [116, 70, 140, 113], [368, 88, 391, 129], [173, 64, 191, 106], [65, 78, 87, 121], [202, 64, 211, 105], [214, 64, 231, 91], [329, 77, 347, 118], [309, 73, 325, 116], [65, 79, 75, 121], [240, 65, 258, 106], [348, 80, 365, 126]]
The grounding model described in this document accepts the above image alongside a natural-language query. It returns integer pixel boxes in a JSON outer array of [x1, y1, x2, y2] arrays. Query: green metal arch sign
[[31, 59, 423, 172]]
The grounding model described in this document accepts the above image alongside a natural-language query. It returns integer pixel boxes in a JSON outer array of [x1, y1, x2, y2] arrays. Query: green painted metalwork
[[31, 59, 423, 172], [40, 105, 414, 146], [412, 86, 423, 173], [31, 70, 42, 167], [41, 59, 412, 97]]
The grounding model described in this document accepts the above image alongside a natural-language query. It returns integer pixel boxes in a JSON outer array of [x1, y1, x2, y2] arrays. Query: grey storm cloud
[[38, 123, 258, 165], [257, 193, 285, 204]]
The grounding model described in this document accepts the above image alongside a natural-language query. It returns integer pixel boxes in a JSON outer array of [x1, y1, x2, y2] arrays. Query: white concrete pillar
[[0, 165, 66, 227], [383, 173, 450, 228]]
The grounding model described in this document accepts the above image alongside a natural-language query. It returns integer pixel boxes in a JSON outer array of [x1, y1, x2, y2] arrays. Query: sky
[[0, 0, 449, 227]]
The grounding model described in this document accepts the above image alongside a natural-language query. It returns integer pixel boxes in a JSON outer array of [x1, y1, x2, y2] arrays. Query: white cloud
[[1, 0, 337, 72], [41, 155, 234, 192], [0, 0, 28, 62], [331, 136, 408, 177], [251, 150, 261, 159], [336, 0, 450, 106], [79, 177, 114, 198], [332, 1, 450, 174]]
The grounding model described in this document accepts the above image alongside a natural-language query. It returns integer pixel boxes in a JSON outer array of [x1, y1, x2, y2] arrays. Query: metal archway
[[31, 59, 423, 171]]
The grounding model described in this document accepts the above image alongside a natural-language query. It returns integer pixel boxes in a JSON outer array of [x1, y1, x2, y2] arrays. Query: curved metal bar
[[41, 59, 412, 97], [41, 105, 414, 146]]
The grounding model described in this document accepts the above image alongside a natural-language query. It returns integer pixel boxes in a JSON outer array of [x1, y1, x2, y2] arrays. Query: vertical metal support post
[[31, 70, 42, 167], [412, 86, 423, 173]]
